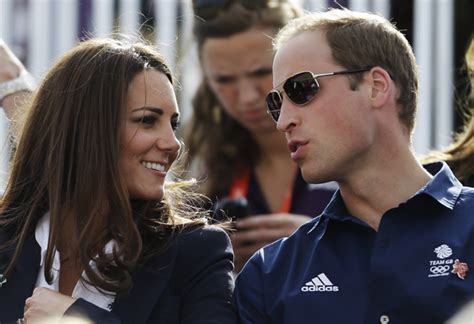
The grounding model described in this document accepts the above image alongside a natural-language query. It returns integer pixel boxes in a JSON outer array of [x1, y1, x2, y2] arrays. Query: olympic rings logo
[[430, 265, 450, 274]]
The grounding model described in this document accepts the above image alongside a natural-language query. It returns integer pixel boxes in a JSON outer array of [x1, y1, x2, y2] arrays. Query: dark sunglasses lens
[[283, 72, 319, 105], [266, 91, 282, 122]]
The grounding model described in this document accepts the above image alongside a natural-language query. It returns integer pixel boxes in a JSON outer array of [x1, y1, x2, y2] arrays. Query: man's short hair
[[274, 9, 418, 134]]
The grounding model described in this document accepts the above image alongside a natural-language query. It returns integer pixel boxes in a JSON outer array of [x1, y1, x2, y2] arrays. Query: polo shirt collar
[[318, 192, 369, 226], [318, 161, 462, 226], [418, 161, 463, 209]]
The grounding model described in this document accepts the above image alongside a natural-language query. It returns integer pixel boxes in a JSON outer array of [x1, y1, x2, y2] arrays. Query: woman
[[0, 37, 236, 323], [185, 1, 336, 272]]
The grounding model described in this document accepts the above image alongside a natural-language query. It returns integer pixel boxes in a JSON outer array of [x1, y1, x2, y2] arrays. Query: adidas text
[[301, 273, 340, 293], [301, 285, 339, 292]]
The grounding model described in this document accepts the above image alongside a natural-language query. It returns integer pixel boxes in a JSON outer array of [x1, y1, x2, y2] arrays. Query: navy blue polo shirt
[[235, 162, 474, 324]]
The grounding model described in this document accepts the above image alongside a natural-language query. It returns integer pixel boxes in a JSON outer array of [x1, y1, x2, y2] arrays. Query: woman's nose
[[156, 128, 181, 154]]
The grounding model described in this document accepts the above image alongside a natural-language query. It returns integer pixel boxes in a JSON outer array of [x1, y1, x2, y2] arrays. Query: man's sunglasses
[[193, 0, 269, 20], [265, 68, 372, 123]]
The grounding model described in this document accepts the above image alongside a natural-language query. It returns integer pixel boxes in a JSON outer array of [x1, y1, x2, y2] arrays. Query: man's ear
[[369, 67, 392, 108]]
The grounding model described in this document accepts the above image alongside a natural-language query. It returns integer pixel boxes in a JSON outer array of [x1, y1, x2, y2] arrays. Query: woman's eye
[[252, 68, 272, 78], [140, 115, 157, 126], [215, 75, 235, 85], [171, 120, 181, 132]]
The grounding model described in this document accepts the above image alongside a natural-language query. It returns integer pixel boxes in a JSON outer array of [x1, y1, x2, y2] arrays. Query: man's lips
[[287, 140, 309, 153], [287, 140, 309, 161]]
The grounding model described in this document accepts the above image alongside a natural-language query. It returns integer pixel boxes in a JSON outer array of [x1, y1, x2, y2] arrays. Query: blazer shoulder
[[170, 224, 236, 323], [171, 224, 233, 276], [176, 225, 232, 256]]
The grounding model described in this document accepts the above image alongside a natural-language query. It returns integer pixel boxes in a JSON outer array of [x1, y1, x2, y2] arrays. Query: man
[[234, 9, 474, 324]]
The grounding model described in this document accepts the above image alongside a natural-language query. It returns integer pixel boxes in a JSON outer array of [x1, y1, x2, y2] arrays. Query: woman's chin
[[129, 188, 164, 202]]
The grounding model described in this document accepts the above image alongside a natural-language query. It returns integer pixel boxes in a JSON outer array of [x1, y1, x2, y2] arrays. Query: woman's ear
[[369, 67, 393, 108]]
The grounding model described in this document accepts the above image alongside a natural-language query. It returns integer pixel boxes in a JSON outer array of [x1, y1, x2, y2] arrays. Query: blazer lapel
[[113, 242, 178, 323], [0, 234, 179, 322]]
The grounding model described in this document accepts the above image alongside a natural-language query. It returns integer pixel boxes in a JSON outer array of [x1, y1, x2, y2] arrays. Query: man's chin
[[301, 168, 332, 184]]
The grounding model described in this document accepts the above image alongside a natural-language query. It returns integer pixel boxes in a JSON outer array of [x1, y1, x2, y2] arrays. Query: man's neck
[[338, 146, 432, 231]]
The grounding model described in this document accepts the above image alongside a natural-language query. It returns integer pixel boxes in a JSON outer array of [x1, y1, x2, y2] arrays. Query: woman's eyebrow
[[132, 106, 164, 115], [132, 107, 180, 120]]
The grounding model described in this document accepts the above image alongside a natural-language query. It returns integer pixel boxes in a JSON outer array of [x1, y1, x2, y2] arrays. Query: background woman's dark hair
[[422, 37, 474, 184], [0, 37, 206, 294], [184, 1, 301, 198]]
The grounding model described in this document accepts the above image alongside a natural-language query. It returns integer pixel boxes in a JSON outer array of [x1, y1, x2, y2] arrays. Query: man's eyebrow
[[132, 107, 163, 114]]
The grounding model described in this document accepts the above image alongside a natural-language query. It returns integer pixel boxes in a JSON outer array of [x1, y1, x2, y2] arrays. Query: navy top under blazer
[[0, 224, 237, 323]]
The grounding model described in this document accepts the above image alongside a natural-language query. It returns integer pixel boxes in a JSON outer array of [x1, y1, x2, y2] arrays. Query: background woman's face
[[119, 69, 181, 201], [201, 28, 277, 135]]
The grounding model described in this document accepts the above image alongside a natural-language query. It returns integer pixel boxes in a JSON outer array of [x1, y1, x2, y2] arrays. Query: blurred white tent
[[0, 0, 456, 189]]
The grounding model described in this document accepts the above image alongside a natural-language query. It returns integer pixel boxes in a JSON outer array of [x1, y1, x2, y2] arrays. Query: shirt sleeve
[[178, 225, 237, 324], [65, 298, 121, 323], [234, 251, 269, 323]]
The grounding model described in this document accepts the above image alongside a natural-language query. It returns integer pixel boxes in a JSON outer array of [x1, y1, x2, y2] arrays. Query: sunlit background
[[0, 0, 472, 187]]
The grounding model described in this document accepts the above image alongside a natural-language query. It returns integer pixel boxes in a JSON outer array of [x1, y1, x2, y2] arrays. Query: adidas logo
[[301, 273, 339, 292]]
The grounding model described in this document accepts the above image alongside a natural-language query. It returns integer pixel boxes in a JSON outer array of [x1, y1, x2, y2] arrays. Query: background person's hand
[[231, 213, 311, 273], [0, 39, 26, 83], [24, 287, 76, 323], [0, 39, 33, 138]]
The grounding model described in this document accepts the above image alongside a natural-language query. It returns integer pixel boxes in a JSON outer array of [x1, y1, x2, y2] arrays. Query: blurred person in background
[[184, 0, 336, 273], [0, 37, 236, 323], [422, 36, 474, 187]]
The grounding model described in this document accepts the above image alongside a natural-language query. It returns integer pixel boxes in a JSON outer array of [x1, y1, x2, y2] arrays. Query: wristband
[[0, 71, 35, 105]]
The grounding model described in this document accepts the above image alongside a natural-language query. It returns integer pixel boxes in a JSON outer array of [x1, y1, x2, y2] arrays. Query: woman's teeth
[[141, 161, 165, 171]]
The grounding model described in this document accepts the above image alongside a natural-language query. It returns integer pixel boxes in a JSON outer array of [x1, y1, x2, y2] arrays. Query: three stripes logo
[[301, 273, 339, 292]]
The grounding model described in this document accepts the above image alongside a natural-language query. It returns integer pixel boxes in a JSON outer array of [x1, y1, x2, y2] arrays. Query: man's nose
[[276, 99, 298, 132]]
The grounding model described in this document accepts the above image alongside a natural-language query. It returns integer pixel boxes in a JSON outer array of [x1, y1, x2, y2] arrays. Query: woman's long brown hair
[[0, 37, 206, 294]]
